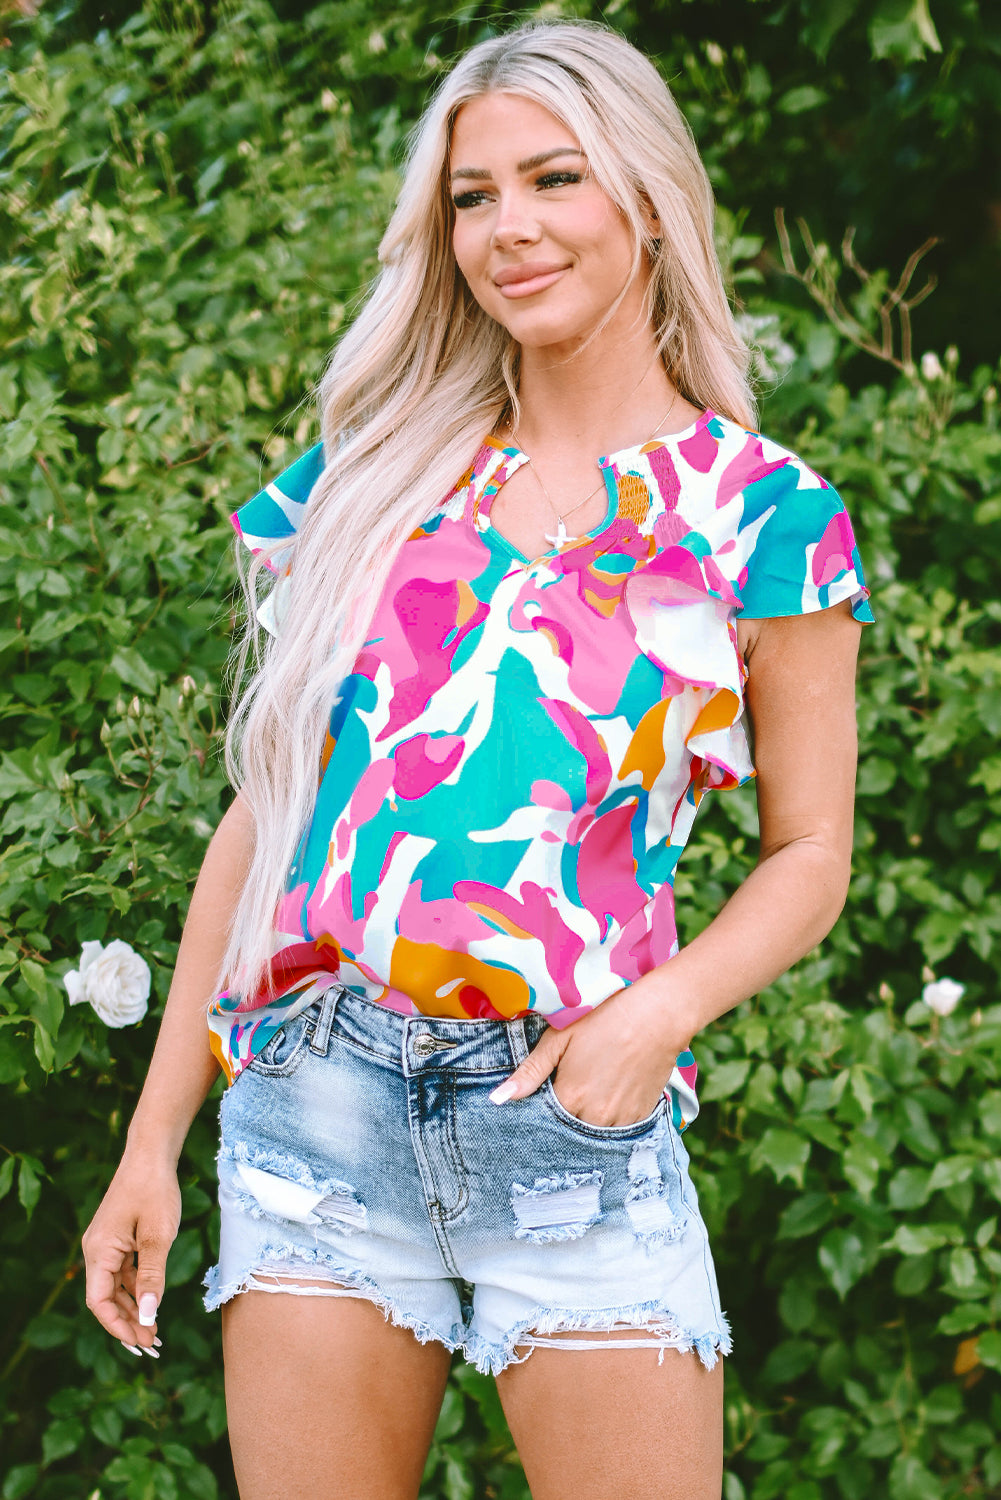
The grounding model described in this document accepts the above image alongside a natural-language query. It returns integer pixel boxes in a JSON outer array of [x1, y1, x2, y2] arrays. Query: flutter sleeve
[[231, 441, 325, 635], [735, 458, 874, 623]]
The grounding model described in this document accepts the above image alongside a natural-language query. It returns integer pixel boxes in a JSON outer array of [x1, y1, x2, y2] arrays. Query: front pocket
[[542, 1078, 668, 1140], [246, 1006, 317, 1078]]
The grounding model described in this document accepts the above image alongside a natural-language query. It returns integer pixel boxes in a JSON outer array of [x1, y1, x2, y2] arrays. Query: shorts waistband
[[318, 983, 548, 1077]]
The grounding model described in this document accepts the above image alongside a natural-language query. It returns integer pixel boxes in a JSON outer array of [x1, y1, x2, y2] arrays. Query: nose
[[490, 189, 542, 251]]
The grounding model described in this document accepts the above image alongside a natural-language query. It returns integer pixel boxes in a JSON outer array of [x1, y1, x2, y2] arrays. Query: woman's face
[[449, 92, 648, 355]]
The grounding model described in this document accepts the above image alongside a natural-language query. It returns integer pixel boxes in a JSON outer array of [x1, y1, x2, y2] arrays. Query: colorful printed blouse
[[208, 409, 872, 1128]]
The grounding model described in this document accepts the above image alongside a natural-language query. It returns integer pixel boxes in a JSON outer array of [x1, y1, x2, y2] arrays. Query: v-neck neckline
[[467, 409, 713, 567], [471, 442, 618, 567]]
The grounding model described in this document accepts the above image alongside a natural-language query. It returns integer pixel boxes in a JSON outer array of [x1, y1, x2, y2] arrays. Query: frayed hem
[[202, 1248, 462, 1355], [463, 1301, 732, 1376]]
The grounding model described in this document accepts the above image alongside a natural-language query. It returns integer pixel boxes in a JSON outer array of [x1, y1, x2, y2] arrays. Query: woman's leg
[[496, 1334, 724, 1500], [223, 1285, 453, 1500]]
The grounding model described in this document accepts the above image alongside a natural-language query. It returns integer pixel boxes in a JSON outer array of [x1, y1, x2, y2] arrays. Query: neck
[[508, 308, 678, 457]]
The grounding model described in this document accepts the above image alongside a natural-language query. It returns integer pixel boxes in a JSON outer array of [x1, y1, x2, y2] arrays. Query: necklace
[[508, 387, 679, 550]]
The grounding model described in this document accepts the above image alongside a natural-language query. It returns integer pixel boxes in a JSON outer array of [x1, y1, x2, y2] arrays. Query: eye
[[536, 171, 583, 189], [452, 189, 491, 210]]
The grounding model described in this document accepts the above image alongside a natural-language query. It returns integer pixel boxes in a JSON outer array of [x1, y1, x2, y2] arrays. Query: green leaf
[[17, 1157, 42, 1219], [41, 1417, 84, 1465], [889, 1452, 942, 1500], [883, 1224, 954, 1255], [701, 1059, 750, 1102], [819, 1228, 869, 1299], [2, 1466, 39, 1500], [777, 1192, 835, 1241], [0, 1155, 15, 1201], [888, 1166, 931, 1210], [870, 0, 942, 62], [165, 1228, 203, 1288], [752, 1128, 811, 1188], [978, 1331, 1001, 1372], [777, 86, 828, 114]]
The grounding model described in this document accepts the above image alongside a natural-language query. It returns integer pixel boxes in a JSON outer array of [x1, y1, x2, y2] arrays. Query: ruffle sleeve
[[623, 534, 756, 794], [735, 460, 874, 623], [231, 441, 325, 635]]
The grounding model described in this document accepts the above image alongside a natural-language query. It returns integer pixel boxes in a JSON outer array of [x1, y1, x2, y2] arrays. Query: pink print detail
[[648, 444, 681, 511], [379, 831, 407, 884], [539, 698, 611, 806], [396, 879, 492, 947], [531, 780, 573, 811], [714, 439, 778, 510], [275, 881, 308, 938], [531, 615, 574, 664], [378, 578, 461, 738], [393, 733, 465, 800], [574, 802, 646, 940], [678, 422, 719, 474], [305, 870, 369, 963], [337, 759, 396, 859], [614, 885, 677, 975], [703, 554, 740, 607], [653, 510, 689, 549], [453, 879, 586, 1007], [812, 510, 855, 586]]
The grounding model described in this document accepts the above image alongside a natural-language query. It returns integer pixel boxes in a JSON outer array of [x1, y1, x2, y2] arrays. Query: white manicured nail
[[153, 1337, 162, 1348], [121, 1343, 143, 1357], [141, 1346, 160, 1359], [138, 1295, 158, 1326], [489, 1079, 517, 1104]]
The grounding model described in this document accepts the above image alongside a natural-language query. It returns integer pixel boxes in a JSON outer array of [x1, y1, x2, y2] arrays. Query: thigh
[[496, 1337, 724, 1500], [223, 1286, 452, 1500]]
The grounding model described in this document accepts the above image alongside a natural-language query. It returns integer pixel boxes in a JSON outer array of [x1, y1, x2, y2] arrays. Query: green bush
[[1, 2, 999, 1496]]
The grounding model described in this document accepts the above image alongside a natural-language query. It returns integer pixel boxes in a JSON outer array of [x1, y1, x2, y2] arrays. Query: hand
[[82, 1153, 181, 1359], [490, 983, 691, 1128]]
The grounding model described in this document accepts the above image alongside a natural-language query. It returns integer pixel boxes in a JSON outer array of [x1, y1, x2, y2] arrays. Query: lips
[[492, 262, 571, 300], [493, 261, 569, 287]]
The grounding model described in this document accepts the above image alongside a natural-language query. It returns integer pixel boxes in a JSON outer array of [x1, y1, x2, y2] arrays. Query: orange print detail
[[455, 579, 479, 628], [615, 473, 650, 525], [619, 697, 671, 789], [686, 688, 741, 742]]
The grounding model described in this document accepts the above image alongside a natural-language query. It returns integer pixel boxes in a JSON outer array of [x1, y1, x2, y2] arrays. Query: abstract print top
[[208, 409, 872, 1127]]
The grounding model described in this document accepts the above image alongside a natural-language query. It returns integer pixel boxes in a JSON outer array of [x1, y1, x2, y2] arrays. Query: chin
[[489, 306, 598, 350]]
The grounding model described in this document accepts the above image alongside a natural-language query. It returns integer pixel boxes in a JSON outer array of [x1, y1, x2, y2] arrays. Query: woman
[[82, 20, 871, 1500]]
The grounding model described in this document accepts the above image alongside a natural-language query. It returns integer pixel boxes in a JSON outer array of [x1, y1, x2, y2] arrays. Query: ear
[[638, 190, 660, 241]]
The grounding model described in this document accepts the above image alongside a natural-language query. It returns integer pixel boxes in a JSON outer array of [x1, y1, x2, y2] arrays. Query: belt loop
[[309, 984, 342, 1057], [508, 1016, 530, 1068]]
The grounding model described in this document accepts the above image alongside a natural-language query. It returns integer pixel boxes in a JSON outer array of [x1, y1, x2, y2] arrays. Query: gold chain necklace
[[510, 387, 679, 550]]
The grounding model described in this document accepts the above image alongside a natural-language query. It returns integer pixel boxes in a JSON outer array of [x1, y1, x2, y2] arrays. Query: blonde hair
[[222, 18, 754, 1002]]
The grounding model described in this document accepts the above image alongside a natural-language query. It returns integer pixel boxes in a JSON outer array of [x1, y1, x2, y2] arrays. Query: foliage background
[[1, 0, 1000, 1495]]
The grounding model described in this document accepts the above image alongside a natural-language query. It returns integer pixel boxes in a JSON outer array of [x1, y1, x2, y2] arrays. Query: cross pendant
[[544, 518, 576, 549]]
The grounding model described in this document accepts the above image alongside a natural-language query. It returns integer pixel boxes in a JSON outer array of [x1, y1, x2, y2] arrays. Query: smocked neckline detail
[[483, 406, 714, 469]]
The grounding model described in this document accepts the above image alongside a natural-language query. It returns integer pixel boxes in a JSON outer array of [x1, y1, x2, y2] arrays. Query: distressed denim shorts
[[204, 984, 731, 1374]]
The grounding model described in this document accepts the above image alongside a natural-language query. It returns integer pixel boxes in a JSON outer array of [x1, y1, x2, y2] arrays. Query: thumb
[[134, 1219, 172, 1327], [489, 1027, 570, 1104]]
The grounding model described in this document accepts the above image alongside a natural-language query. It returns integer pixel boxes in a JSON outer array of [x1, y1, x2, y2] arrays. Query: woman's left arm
[[493, 598, 863, 1126]]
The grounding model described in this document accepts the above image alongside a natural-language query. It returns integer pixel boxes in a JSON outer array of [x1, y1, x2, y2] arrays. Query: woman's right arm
[[82, 790, 255, 1353]]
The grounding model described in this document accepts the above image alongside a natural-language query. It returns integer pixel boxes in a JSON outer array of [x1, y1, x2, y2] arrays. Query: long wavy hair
[[221, 19, 755, 1003]]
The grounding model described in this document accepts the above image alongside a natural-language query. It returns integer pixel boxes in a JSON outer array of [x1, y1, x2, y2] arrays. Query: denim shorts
[[203, 984, 731, 1374]]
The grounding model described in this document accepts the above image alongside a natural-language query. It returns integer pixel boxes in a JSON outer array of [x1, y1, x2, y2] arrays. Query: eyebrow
[[450, 147, 586, 182]]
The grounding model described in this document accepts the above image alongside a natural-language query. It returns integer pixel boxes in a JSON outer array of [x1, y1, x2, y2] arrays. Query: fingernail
[[489, 1079, 518, 1105], [138, 1295, 158, 1327], [141, 1346, 160, 1359], [153, 1337, 162, 1348], [121, 1343, 143, 1357]]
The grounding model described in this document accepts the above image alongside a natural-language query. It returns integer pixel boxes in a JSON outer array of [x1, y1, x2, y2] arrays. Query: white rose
[[922, 977, 964, 1017], [63, 940, 151, 1027]]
